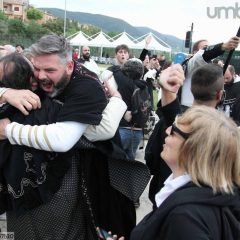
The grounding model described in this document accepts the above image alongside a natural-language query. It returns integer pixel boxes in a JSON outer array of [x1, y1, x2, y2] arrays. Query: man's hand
[[1, 89, 41, 115], [159, 64, 185, 93], [160, 64, 185, 107], [222, 36, 240, 51], [0, 118, 10, 140]]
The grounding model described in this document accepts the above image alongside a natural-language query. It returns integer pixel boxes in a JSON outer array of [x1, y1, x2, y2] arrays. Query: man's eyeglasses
[[170, 122, 190, 140]]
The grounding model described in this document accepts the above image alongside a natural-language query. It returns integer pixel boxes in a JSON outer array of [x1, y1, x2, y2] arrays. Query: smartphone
[[96, 227, 113, 239]]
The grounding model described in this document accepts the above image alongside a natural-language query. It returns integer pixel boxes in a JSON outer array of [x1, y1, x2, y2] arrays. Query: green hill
[[40, 8, 187, 52]]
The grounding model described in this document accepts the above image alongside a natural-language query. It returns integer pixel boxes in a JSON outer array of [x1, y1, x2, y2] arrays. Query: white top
[[144, 69, 157, 81], [181, 50, 207, 107], [155, 173, 191, 208], [83, 59, 100, 76], [234, 75, 240, 83]]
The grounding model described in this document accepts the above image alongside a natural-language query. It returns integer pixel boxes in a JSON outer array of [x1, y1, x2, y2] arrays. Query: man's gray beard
[[48, 89, 60, 98]]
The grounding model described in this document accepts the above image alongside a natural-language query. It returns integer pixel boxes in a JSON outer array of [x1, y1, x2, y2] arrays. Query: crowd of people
[[0, 32, 239, 240]]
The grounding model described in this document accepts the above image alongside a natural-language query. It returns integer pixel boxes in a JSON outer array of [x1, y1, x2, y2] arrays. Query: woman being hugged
[[129, 105, 240, 240]]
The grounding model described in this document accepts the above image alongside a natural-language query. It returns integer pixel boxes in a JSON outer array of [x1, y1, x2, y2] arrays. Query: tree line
[[0, 8, 117, 49]]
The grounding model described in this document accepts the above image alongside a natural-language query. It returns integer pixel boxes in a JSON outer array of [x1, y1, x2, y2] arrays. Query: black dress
[[4, 63, 108, 240], [2, 63, 149, 239]]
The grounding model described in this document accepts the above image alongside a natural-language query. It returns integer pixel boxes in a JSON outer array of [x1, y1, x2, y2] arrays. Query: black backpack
[[131, 84, 152, 128]]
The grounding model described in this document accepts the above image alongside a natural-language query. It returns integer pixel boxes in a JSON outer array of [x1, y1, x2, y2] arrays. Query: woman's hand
[[1, 89, 41, 115]]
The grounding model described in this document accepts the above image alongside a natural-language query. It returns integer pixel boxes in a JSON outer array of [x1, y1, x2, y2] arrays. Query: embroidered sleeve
[[6, 121, 88, 152]]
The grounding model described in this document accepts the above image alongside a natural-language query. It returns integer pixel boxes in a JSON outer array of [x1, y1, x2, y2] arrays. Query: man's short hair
[[30, 34, 72, 63], [192, 39, 208, 53], [227, 65, 236, 75], [191, 63, 224, 101], [115, 44, 129, 54]]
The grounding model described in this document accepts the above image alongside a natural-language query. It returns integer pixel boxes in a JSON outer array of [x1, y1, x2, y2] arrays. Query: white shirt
[[5, 96, 127, 152], [234, 75, 240, 83], [181, 50, 207, 107], [83, 59, 100, 76], [155, 173, 191, 208]]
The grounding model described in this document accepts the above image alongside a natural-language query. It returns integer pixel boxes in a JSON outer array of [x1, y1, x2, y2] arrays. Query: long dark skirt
[[79, 147, 136, 240], [7, 155, 97, 240]]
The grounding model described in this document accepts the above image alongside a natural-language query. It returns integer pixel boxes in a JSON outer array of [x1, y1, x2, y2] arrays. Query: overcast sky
[[29, 0, 240, 45]]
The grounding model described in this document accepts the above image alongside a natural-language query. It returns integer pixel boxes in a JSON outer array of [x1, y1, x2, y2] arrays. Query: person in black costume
[[221, 64, 240, 120], [0, 37, 148, 239]]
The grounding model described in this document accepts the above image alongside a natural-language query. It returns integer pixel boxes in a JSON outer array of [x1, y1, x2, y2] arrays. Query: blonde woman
[[128, 105, 240, 240]]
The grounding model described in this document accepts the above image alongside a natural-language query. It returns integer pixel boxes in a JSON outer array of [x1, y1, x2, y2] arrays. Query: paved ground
[[135, 146, 152, 223], [0, 145, 152, 232]]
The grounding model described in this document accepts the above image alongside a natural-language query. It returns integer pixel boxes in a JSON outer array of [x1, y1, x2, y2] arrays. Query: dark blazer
[[130, 182, 240, 240], [145, 98, 181, 207]]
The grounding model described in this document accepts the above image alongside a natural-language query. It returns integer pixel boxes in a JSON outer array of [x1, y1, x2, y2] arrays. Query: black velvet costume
[[1, 62, 150, 240]]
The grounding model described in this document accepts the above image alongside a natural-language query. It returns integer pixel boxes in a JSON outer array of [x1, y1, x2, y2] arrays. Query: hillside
[[39, 8, 186, 52]]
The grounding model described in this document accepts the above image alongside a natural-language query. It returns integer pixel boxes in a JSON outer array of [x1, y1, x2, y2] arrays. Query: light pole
[[1, 0, 3, 12], [189, 22, 194, 54], [63, 0, 67, 37]]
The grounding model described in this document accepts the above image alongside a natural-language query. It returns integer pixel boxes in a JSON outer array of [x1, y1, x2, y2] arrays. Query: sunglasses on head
[[170, 122, 190, 140]]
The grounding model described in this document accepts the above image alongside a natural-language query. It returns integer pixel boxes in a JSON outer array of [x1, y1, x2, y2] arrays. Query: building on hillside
[[0, 0, 28, 20], [36, 10, 56, 24], [0, 0, 55, 23]]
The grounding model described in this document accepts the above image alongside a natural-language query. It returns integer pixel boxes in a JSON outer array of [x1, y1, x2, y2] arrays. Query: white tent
[[69, 31, 91, 46], [88, 31, 113, 57], [111, 31, 136, 48], [135, 33, 171, 52], [89, 31, 112, 47], [67, 31, 172, 55]]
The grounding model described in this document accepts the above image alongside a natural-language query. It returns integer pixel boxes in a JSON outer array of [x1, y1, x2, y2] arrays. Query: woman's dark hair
[[0, 53, 33, 89]]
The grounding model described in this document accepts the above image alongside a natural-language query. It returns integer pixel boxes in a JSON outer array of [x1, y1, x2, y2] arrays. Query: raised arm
[[139, 35, 152, 61], [160, 64, 185, 107], [202, 36, 240, 62]]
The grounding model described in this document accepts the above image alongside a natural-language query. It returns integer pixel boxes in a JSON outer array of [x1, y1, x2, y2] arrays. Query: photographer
[[180, 36, 240, 108]]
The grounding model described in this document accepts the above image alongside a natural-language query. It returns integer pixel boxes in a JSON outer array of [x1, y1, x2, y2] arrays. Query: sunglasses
[[170, 122, 190, 140]]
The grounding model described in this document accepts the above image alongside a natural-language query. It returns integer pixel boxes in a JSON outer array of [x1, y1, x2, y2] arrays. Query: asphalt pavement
[[135, 146, 153, 223]]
